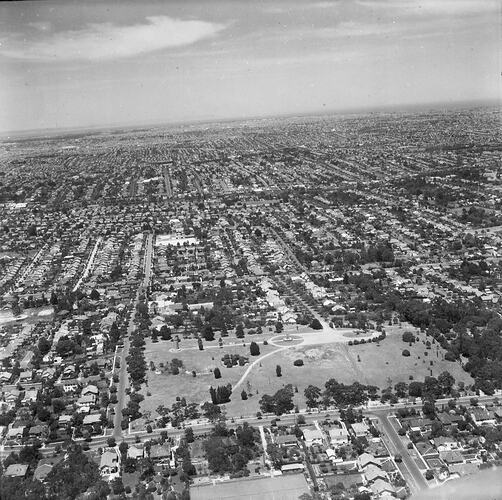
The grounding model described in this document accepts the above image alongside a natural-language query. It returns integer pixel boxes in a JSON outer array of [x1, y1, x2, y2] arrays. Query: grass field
[[140, 326, 473, 419], [140, 337, 276, 418], [223, 326, 473, 417]]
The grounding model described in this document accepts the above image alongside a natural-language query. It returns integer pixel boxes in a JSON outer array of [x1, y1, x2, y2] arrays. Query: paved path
[[232, 345, 290, 394]]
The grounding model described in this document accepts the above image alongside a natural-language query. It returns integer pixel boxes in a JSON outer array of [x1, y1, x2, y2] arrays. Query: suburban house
[[370, 478, 396, 497], [329, 426, 349, 446], [100, 447, 120, 477], [433, 436, 460, 452], [351, 422, 369, 438], [275, 434, 298, 447], [358, 453, 380, 469], [4, 463, 29, 478], [303, 428, 324, 447], [364, 464, 389, 483], [127, 444, 145, 460]]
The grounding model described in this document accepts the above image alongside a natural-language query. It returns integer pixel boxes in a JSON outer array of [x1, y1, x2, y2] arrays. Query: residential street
[[113, 233, 154, 438]]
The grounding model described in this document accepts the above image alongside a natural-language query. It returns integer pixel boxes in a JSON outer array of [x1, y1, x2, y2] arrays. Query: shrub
[[402, 331, 415, 343], [402, 349, 411, 357]]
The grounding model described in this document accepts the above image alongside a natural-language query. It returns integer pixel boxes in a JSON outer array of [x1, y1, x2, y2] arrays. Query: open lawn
[[223, 326, 473, 417], [140, 337, 277, 418], [141, 325, 473, 419]]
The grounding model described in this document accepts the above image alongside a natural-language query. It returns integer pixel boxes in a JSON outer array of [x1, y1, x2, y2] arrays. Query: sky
[[0, 0, 500, 133]]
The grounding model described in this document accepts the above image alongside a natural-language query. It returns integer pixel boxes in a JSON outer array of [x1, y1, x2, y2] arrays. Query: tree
[[402, 349, 411, 357], [119, 441, 129, 457], [259, 394, 275, 414], [250, 342, 260, 356], [111, 477, 124, 495], [109, 322, 121, 344], [38, 337, 51, 356], [409, 381, 423, 397], [215, 384, 232, 404], [0, 478, 46, 500], [45, 444, 109, 499], [394, 382, 408, 398], [55, 337, 80, 357], [89, 288, 100, 301], [235, 323, 244, 338], [423, 376, 442, 400], [148, 329, 157, 343], [402, 331, 415, 343], [185, 426, 194, 443], [136, 301, 149, 318], [107, 437, 116, 447], [202, 324, 214, 341], [423, 400, 436, 418], [275, 321, 283, 333], [182, 453, 196, 476], [293, 359, 304, 366], [214, 367, 222, 379], [160, 324, 171, 340], [354, 493, 372, 500], [241, 390, 248, 400], [425, 469, 434, 480], [259, 385, 294, 415], [276, 365, 282, 377], [203, 437, 231, 473], [304, 385, 321, 408], [202, 402, 222, 421], [310, 318, 323, 330], [438, 371, 455, 396]]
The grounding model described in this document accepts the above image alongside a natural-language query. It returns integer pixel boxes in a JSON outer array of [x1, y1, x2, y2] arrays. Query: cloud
[[0, 16, 225, 62], [263, 1, 343, 14], [357, 0, 499, 16], [327, 21, 403, 37]]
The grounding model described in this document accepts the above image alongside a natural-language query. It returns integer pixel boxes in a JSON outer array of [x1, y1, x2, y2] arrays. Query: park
[[140, 324, 472, 420]]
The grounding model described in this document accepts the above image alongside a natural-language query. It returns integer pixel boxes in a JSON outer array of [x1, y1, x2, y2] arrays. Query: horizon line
[[1, 97, 500, 140]]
